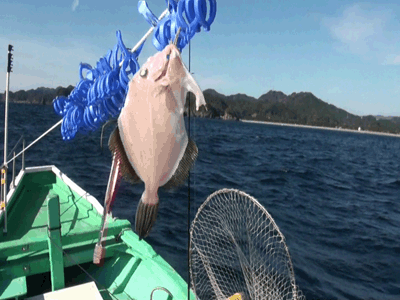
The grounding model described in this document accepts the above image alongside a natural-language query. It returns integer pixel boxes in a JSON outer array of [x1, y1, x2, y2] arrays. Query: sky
[[1, 0, 400, 116]]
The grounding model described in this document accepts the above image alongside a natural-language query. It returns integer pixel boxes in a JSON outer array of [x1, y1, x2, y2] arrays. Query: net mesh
[[190, 189, 305, 300]]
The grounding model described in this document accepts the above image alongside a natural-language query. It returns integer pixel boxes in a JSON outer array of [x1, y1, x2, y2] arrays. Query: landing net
[[190, 188, 305, 300]]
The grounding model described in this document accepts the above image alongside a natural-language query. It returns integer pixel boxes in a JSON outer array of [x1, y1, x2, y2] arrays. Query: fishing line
[[187, 38, 191, 300], [46, 232, 127, 300]]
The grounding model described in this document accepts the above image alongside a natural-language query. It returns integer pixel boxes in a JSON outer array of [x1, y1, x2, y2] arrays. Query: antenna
[[2, 44, 13, 234]]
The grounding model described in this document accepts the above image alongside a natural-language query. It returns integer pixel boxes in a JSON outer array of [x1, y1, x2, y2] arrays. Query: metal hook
[[173, 27, 182, 47]]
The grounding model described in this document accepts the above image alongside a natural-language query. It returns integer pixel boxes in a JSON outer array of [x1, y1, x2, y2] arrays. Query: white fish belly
[[118, 89, 188, 188]]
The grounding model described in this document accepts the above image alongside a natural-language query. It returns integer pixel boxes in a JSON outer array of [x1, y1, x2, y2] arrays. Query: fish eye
[[140, 68, 148, 77]]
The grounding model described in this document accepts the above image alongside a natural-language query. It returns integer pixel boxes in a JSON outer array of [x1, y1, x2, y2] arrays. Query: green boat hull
[[0, 165, 196, 300]]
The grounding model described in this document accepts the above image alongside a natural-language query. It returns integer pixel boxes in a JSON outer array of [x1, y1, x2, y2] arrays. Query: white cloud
[[72, 0, 79, 12], [322, 3, 400, 64]]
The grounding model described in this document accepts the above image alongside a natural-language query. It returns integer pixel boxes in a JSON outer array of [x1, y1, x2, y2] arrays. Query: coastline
[[241, 119, 400, 138], [0, 100, 47, 105], [2, 99, 400, 138]]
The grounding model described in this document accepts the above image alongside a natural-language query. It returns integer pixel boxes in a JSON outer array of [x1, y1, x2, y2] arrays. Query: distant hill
[[258, 90, 286, 103], [1, 86, 74, 105], [185, 89, 400, 134], [2, 86, 400, 134]]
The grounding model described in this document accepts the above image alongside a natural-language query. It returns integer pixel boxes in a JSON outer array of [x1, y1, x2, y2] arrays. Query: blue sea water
[[0, 102, 399, 300]]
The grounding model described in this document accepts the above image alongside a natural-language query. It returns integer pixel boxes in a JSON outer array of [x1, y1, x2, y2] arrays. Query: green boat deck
[[0, 166, 195, 300]]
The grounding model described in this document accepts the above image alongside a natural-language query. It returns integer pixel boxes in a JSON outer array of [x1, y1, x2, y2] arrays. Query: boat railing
[[1, 119, 63, 195], [0, 119, 67, 233], [2, 120, 62, 171], [1, 134, 27, 225], [13, 140, 24, 187], [2, 135, 25, 188]]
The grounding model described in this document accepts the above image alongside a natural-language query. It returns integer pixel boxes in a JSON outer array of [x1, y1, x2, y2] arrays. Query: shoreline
[[240, 119, 400, 138], [0, 100, 46, 105]]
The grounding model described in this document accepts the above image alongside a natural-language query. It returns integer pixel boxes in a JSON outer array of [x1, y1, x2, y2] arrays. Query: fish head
[[138, 44, 206, 111], [143, 44, 185, 86]]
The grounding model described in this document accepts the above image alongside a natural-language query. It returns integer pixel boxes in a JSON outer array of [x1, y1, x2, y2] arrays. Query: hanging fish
[[105, 40, 205, 242]]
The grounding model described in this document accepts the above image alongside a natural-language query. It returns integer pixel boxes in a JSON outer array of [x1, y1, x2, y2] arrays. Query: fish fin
[[163, 137, 198, 189], [184, 68, 206, 111], [100, 119, 118, 150], [135, 198, 159, 240], [108, 126, 142, 184]]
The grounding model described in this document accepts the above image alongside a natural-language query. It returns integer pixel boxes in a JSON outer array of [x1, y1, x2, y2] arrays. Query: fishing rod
[[187, 38, 192, 300]]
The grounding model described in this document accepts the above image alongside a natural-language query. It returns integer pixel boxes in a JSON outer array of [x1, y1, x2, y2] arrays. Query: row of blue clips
[[53, 0, 217, 141]]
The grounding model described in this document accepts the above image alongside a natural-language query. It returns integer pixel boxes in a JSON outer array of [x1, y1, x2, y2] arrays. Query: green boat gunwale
[[0, 165, 195, 300], [0, 165, 105, 222]]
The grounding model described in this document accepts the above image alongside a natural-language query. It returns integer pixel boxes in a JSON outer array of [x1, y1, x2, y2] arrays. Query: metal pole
[[22, 139, 25, 170], [3, 45, 12, 234], [0, 170, 3, 214], [12, 152, 15, 189], [3, 71, 9, 168]]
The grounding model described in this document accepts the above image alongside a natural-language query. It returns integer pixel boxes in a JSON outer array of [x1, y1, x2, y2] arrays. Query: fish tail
[[135, 197, 160, 240]]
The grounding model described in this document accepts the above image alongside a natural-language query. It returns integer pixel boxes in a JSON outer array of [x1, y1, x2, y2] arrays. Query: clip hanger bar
[[119, 8, 169, 68]]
